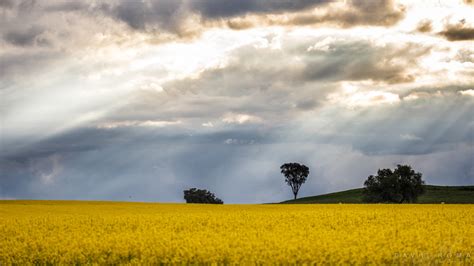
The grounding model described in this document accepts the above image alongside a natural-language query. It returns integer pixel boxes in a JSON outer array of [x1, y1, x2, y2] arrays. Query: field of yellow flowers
[[0, 201, 472, 264]]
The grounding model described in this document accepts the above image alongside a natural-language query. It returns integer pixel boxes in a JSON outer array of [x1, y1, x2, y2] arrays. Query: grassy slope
[[281, 185, 474, 204]]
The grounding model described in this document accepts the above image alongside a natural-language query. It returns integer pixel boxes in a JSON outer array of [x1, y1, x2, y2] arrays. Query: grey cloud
[[0, 51, 61, 83], [100, 0, 330, 36], [327, 0, 405, 27], [103, 0, 329, 32], [44, 2, 89, 12], [303, 41, 429, 83], [3, 26, 46, 46], [0, 0, 14, 9], [0, 0, 406, 48], [313, 91, 474, 156], [259, 0, 405, 28], [1, 105, 472, 203], [98, 84, 474, 160], [439, 22, 474, 41], [108, 43, 317, 123], [190, 0, 328, 18], [1, 83, 472, 202], [115, 2, 149, 29], [109, 36, 431, 131], [0, 1, 472, 203], [164, 37, 429, 96], [416, 20, 432, 33], [0, 126, 271, 202], [1, 128, 116, 161], [205, 0, 405, 30], [98, 0, 189, 36], [0, 0, 36, 12], [18, 0, 36, 11], [0, 1, 114, 51]]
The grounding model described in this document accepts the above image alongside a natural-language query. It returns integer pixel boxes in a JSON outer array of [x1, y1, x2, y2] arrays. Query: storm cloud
[[190, 0, 328, 18], [2, 91, 472, 202], [0, 0, 406, 44], [1, 1, 473, 202]]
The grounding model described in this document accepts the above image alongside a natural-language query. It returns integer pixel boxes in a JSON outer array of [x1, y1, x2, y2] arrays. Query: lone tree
[[280, 162, 309, 200], [363, 164, 425, 203], [183, 188, 223, 204]]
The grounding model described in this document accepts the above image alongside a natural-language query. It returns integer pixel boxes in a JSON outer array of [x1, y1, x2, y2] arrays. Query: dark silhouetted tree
[[363, 164, 425, 203], [280, 163, 309, 200], [183, 188, 223, 204]]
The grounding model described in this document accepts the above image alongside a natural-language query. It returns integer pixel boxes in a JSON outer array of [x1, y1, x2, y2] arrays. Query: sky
[[0, 0, 473, 203]]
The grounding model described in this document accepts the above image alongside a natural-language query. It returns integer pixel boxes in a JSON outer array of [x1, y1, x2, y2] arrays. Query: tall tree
[[280, 163, 310, 200]]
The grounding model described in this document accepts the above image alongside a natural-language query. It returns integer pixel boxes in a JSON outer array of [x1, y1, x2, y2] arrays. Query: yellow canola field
[[0, 201, 472, 265]]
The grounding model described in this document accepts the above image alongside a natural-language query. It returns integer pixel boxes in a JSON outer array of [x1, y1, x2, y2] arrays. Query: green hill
[[281, 185, 474, 204]]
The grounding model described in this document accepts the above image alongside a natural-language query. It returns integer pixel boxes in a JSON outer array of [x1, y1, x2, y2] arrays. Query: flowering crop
[[0, 201, 472, 264]]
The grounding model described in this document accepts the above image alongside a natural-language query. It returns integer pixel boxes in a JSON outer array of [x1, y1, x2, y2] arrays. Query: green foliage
[[183, 188, 223, 204], [280, 162, 310, 199], [363, 165, 425, 203]]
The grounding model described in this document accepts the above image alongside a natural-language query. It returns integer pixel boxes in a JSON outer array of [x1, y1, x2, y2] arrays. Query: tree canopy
[[363, 164, 425, 203], [183, 188, 223, 204], [280, 163, 309, 200]]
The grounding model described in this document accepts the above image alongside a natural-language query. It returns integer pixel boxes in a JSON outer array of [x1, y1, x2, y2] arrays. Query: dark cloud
[[101, 0, 330, 32], [115, 2, 150, 29], [2, 85, 473, 202], [98, 0, 330, 36], [0, 0, 406, 46], [0, 126, 273, 202], [2, 26, 47, 46], [439, 21, 474, 41], [168, 38, 428, 90], [110, 36, 431, 132], [1, 91, 473, 202], [0, 0, 14, 9], [190, 0, 328, 18], [44, 2, 89, 12], [324, 89, 473, 155], [96, 0, 191, 36], [0, 1, 472, 203], [250, 0, 406, 28]]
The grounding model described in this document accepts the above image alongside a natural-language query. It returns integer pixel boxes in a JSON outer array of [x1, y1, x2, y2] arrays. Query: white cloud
[[224, 138, 255, 145], [97, 120, 181, 129], [459, 89, 474, 97], [202, 121, 214, 127], [224, 138, 239, 144], [222, 113, 263, 124], [307, 37, 336, 52], [400, 134, 423, 141], [329, 90, 400, 108]]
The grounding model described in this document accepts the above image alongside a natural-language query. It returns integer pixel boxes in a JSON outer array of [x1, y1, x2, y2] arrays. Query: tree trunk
[[294, 194, 297, 200]]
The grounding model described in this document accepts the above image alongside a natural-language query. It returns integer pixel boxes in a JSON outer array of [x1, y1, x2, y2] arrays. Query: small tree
[[183, 188, 223, 204], [280, 162, 309, 200], [363, 164, 425, 203]]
